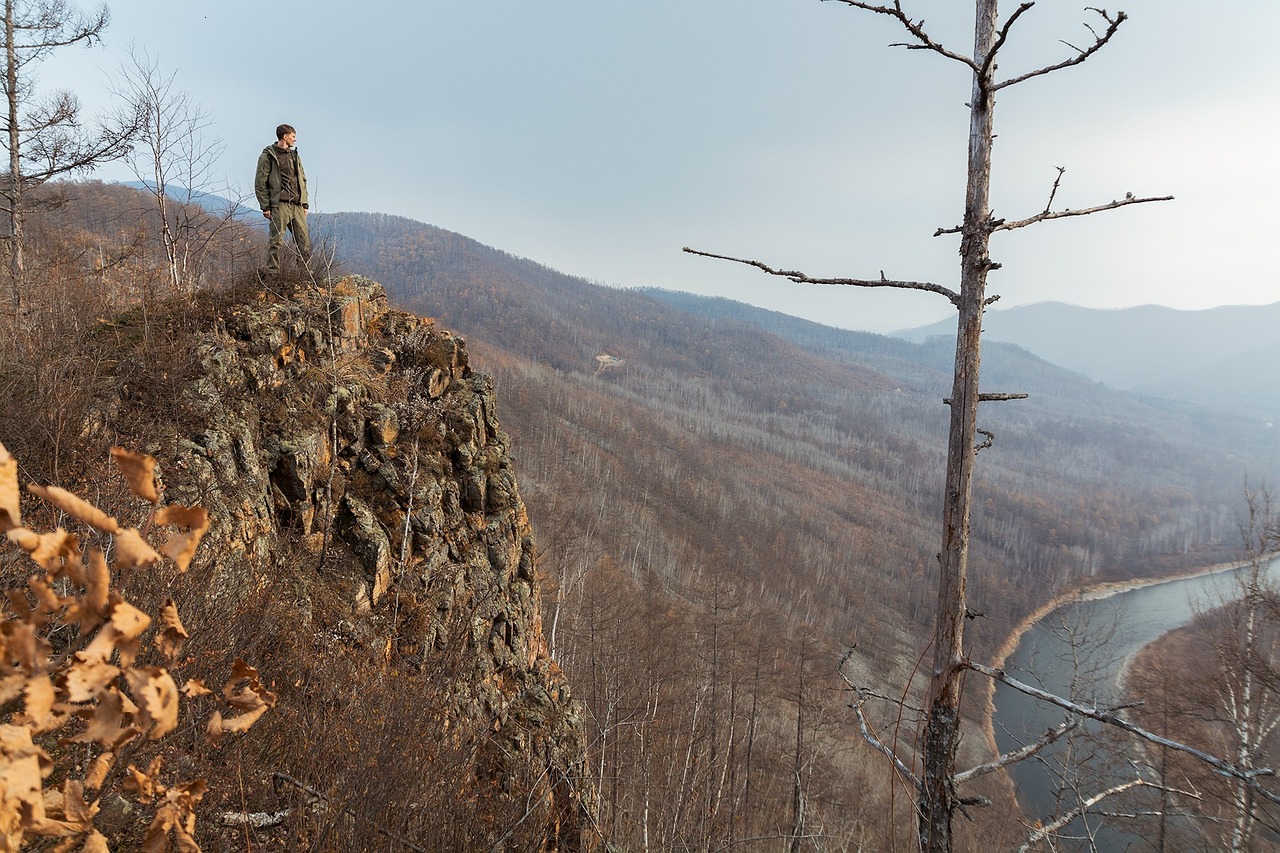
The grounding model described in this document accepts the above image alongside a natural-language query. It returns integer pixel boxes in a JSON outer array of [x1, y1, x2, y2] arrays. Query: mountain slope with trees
[[5, 180, 1274, 848], [318, 209, 1279, 845]]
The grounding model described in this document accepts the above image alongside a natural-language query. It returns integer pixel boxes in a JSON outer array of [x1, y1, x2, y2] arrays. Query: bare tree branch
[[994, 7, 1129, 91], [943, 393, 1029, 405], [1014, 777, 1148, 853], [819, 0, 978, 71], [683, 247, 961, 305], [968, 660, 1280, 807], [847, 686, 923, 793], [955, 718, 1079, 784], [981, 2, 1036, 81], [994, 193, 1175, 233]]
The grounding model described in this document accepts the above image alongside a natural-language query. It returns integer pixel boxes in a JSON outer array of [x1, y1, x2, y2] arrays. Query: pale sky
[[36, 0, 1280, 332]]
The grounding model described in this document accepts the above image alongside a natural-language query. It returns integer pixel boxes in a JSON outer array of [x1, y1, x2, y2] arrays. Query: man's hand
[[262, 210, 272, 220]]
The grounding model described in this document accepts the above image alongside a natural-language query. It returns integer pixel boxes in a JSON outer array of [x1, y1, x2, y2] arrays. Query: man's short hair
[[276, 124, 295, 140]]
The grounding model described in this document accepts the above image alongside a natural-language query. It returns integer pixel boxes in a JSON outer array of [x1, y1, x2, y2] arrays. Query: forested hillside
[[6, 183, 1274, 849], [318, 210, 1279, 847]]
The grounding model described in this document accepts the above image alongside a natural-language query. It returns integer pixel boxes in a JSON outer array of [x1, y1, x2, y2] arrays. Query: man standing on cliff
[[254, 123, 310, 278]]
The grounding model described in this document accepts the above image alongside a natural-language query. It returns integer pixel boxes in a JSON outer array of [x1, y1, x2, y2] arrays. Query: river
[[991, 561, 1277, 851]]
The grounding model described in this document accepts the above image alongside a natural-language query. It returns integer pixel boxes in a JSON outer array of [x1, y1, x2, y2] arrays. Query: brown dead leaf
[[32, 780, 99, 838], [24, 675, 56, 731], [208, 659, 275, 744], [109, 597, 152, 642], [126, 666, 180, 740], [28, 576, 63, 621], [205, 710, 225, 745], [154, 505, 209, 573], [219, 703, 270, 738], [109, 596, 151, 668], [144, 780, 206, 853], [6, 620, 37, 672], [110, 447, 160, 504], [0, 440, 18, 532], [61, 548, 86, 587], [7, 585, 30, 619], [84, 751, 114, 790], [1, 723, 49, 826], [113, 528, 161, 571], [64, 688, 139, 751], [8, 527, 80, 574], [68, 549, 111, 633], [4, 524, 39, 552], [81, 829, 111, 853], [79, 624, 120, 666], [0, 673, 25, 705], [222, 659, 262, 698], [28, 485, 120, 534], [123, 758, 159, 803], [61, 780, 97, 829], [64, 656, 121, 703], [181, 679, 211, 698], [155, 599, 189, 660]]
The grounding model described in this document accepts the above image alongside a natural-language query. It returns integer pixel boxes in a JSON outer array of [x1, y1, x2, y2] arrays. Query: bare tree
[[1, 0, 138, 314], [687, 2, 1170, 850], [1196, 488, 1280, 850], [114, 45, 244, 295]]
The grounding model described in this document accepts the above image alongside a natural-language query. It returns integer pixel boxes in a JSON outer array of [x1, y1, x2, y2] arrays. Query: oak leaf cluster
[[0, 441, 274, 852]]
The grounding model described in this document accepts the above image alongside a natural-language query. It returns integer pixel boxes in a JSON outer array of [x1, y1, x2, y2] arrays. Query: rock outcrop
[[110, 276, 596, 850]]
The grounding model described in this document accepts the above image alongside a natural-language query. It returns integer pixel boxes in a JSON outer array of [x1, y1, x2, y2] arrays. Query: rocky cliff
[[96, 276, 597, 850]]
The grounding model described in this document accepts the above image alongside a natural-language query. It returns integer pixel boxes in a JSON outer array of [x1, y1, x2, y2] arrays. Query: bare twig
[[994, 193, 1175, 233], [955, 719, 1078, 784], [820, 0, 979, 71], [849, 687, 923, 793], [994, 7, 1129, 91], [1014, 777, 1148, 853], [682, 247, 960, 306], [981, 3, 1036, 80], [968, 660, 1280, 806], [271, 772, 432, 852]]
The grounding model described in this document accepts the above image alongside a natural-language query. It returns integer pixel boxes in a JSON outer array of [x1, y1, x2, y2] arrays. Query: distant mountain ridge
[[894, 301, 1280, 420]]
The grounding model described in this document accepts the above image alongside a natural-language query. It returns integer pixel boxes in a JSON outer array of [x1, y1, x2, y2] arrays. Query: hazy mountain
[[894, 301, 1280, 419], [120, 179, 260, 221]]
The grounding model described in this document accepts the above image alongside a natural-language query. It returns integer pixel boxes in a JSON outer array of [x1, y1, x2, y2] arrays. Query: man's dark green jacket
[[254, 144, 309, 211]]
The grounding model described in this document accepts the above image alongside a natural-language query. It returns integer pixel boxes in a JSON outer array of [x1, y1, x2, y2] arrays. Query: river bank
[[978, 559, 1247, 778]]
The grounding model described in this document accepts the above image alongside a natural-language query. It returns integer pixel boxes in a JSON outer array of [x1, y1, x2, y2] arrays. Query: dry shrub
[[0, 441, 272, 852], [180, 543, 559, 852]]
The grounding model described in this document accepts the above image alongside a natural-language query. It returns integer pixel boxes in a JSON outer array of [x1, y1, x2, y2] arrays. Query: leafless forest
[[323, 210, 1278, 849], [0, 171, 1276, 848]]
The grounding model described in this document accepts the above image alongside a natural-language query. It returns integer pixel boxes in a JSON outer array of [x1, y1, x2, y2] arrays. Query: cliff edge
[[88, 275, 597, 850]]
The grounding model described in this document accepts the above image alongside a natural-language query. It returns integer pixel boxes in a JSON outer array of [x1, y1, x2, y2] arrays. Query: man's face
[[280, 131, 297, 147]]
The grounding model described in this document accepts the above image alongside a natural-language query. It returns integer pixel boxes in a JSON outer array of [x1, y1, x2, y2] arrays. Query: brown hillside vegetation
[[318, 210, 1278, 847], [2, 186, 597, 850], [2, 184, 1276, 849]]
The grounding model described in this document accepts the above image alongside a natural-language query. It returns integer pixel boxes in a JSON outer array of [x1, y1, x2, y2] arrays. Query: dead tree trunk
[[685, 3, 1173, 850], [919, 4, 997, 849]]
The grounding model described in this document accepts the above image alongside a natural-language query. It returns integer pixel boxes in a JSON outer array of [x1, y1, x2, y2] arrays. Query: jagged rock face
[[143, 277, 595, 850]]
